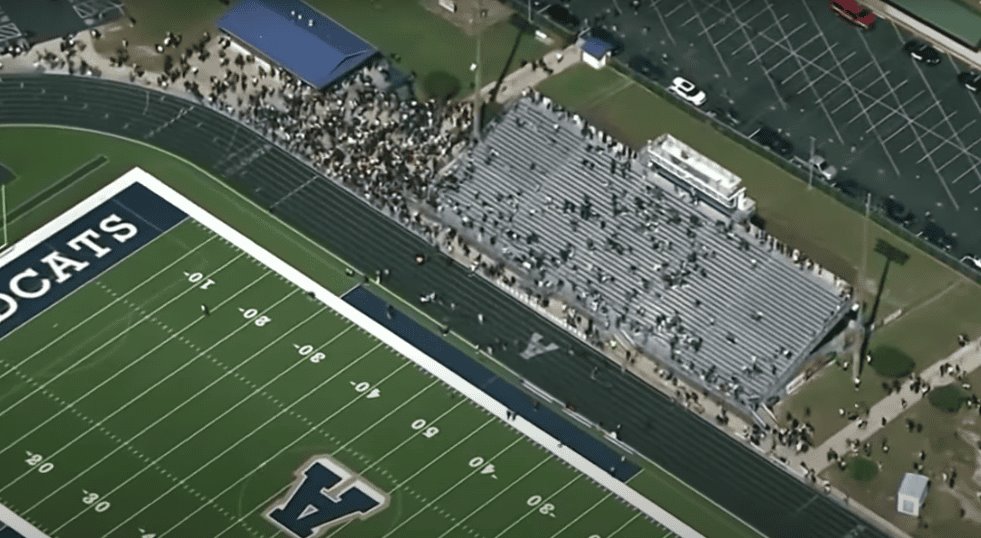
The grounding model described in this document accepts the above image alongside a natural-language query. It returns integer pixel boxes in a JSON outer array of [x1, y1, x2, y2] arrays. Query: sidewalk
[[797, 337, 981, 473], [865, 0, 981, 70], [479, 43, 581, 103]]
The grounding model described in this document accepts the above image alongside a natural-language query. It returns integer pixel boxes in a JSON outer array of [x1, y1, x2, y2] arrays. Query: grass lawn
[[823, 369, 981, 538], [311, 0, 552, 98], [536, 65, 981, 445]]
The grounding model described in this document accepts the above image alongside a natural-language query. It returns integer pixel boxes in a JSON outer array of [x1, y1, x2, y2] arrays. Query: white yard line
[[608, 512, 643, 537], [494, 473, 581, 538], [161, 363, 438, 537], [380, 438, 524, 538], [438, 456, 556, 538], [0, 232, 217, 385], [103, 343, 396, 537], [0, 252, 252, 454], [318, 415, 499, 538], [0, 274, 284, 495], [21, 305, 328, 518], [546, 491, 612, 538]]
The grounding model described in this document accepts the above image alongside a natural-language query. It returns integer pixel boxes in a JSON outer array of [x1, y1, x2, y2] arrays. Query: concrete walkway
[[479, 43, 581, 103], [865, 0, 981, 70], [797, 337, 981, 474]]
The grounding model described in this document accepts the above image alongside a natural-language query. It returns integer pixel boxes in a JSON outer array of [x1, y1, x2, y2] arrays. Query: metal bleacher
[[433, 95, 851, 409]]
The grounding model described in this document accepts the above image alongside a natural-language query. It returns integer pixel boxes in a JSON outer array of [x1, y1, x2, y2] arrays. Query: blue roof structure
[[581, 37, 614, 59], [218, 0, 376, 89]]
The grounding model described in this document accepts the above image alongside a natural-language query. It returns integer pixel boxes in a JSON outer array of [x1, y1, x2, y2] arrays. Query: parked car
[[880, 198, 916, 228], [668, 77, 707, 107], [918, 222, 956, 251], [830, 0, 876, 29], [749, 126, 794, 157], [904, 39, 941, 65], [961, 255, 981, 272], [807, 155, 838, 181], [958, 70, 981, 93]]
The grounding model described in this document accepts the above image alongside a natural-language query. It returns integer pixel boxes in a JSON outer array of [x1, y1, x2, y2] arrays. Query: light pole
[[807, 136, 815, 190]]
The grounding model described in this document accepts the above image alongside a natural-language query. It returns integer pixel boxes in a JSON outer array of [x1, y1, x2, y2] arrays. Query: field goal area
[[0, 168, 692, 538]]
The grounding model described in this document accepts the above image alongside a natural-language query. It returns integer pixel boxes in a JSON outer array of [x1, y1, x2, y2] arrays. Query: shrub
[[869, 346, 915, 378], [928, 385, 970, 413]]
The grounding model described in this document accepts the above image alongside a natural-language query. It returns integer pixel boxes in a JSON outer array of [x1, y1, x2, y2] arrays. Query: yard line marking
[[228, 412, 496, 538], [162, 373, 441, 537], [101, 342, 396, 537], [547, 492, 613, 538], [608, 512, 643, 537], [439, 456, 556, 538], [380, 437, 523, 538], [492, 473, 580, 538], [0, 272, 283, 492], [0, 250, 247, 425], [51, 321, 361, 535], [20, 305, 330, 518], [0, 231, 218, 385]]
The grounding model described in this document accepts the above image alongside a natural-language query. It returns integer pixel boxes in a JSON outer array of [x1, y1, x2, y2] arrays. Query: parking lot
[[558, 0, 981, 258]]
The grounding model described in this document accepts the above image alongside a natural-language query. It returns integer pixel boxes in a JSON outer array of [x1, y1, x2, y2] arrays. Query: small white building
[[579, 37, 614, 69], [897, 472, 929, 517]]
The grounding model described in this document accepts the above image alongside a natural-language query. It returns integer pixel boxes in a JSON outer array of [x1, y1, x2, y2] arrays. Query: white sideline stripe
[[0, 233, 217, 385], [120, 168, 705, 538], [0, 503, 45, 538], [0, 253, 253, 459], [22, 305, 326, 519]]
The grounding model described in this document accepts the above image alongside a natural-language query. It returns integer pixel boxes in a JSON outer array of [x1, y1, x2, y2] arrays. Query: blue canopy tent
[[218, 0, 376, 89]]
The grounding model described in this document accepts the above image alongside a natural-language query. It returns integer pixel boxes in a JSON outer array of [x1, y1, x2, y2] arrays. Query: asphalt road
[[0, 73, 889, 538], [537, 0, 981, 259]]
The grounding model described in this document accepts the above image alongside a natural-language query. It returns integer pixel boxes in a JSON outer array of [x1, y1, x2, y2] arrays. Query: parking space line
[[784, 47, 836, 87], [723, 0, 787, 109], [844, 81, 915, 126], [662, 3, 687, 18], [790, 0, 903, 173], [683, 0, 732, 77], [969, 181, 981, 194], [749, 30, 815, 67], [916, 116, 970, 164], [891, 23, 981, 195], [937, 155, 967, 177], [697, 0, 752, 38], [950, 163, 976, 185], [832, 72, 896, 114], [648, 0, 677, 45], [691, 0, 981, 176], [850, 85, 916, 126], [734, 20, 800, 57], [758, 2, 844, 143]]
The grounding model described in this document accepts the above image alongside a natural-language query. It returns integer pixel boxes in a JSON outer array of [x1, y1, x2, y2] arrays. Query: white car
[[669, 77, 706, 107], [808, 155, 838, 181], [961, 255, 981, 271]]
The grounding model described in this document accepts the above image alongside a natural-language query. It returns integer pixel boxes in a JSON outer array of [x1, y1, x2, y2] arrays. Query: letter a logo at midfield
[[266, 456, 388, 538], [520, 332, 559, 360]]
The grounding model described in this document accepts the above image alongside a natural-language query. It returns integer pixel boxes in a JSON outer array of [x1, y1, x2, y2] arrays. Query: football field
[[0, 169, 683, 538]]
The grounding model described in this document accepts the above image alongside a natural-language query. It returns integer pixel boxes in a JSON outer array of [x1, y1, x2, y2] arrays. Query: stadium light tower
[[471, 0, 486, 142]]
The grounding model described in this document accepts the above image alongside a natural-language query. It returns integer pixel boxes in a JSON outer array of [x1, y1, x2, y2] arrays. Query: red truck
[[831, 0, 877, 29]]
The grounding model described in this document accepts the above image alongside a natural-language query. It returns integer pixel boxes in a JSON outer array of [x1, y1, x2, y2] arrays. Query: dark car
[[919, 222, 956, 251], [958, 70, 981, 93], [904, 40, 941, 65], [880, 198, 915, 228], [750, 126, 794, 157]]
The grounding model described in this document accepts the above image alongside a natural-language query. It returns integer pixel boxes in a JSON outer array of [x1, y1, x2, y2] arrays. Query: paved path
[[798, 337, 981, 473], [479, 44, 581, 103]]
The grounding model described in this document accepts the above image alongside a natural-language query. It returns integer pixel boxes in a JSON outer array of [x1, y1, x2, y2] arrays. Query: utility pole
[[471, 0, 485, 142], [853, 191, 872, 385], [807, 136, 815, 190]]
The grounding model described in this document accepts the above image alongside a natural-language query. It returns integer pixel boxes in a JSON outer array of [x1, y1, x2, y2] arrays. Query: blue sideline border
[[343, 286, 641, 482]]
